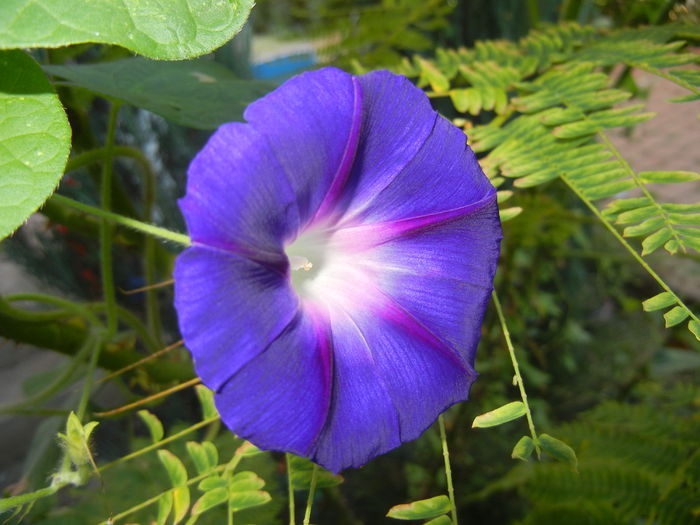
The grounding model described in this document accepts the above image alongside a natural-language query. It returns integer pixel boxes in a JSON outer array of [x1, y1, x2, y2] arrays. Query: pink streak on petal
[[312, 77, 363, 223], [331, 189, 496, 253]]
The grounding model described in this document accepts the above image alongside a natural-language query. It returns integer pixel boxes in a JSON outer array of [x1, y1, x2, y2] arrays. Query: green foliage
[[0, 0, 254, 60], [0, 50, 70, 240], [2, 8, 700, 525], [44, 58, 275, 130], [300, 0, 454, 68], [485, 385, 700, 525], [472, 401, 527, 428], [387, 494, 452, 520], [397, 21, 700, 341]]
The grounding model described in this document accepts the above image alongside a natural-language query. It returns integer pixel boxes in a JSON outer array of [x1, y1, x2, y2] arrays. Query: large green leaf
[[0, 50, 70, 240], [44, 58, 275, 129], [0, 0, 254, 60]]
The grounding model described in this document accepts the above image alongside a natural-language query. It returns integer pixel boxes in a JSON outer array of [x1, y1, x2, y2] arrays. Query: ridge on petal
[[330, 190, 497, 252]]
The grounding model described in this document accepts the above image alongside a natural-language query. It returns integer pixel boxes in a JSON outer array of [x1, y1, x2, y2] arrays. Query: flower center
[[285, 228, 331, 300]]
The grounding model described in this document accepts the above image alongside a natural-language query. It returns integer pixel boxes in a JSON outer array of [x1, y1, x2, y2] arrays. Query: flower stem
[[438, 414, 459, 524], [286, 454, 296, 525], [491, 291, 540, 453], [302, 464, 318, 525], [100, 102, 120, 337], [51, 194, 191, 247]]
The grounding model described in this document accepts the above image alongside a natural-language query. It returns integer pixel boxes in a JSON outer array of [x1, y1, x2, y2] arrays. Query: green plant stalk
[[597, 131, 685, 253], [302, 464, 318, 525], [65, 142, 164, 344], [0, 333, 93, 414], [0, 486, 59, 513], [103, 463, 227, 524], [100, 103, 120, 337], [0, 301, 193, 386], [286, 453, 296, 525], [5, 293, 101, 325], [75, 330, 104, 420], [89, 303, 160, 353], [66, 145, 154, 175], [491, 291, 540, 454], [98, 416, 219, 472], [143, 159, 162, 344], [438, 414, 459, 525], [51, 194, 191, 246], [560, 174, 700, 327], [635, 62, 700, 96]]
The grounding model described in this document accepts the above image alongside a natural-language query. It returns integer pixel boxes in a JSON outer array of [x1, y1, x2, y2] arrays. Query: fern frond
[[487, 387, 700, 525]]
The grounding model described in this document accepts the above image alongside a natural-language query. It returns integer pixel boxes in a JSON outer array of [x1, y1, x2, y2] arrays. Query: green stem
[[5, 293, 101, 325], [597, 131, 685, 253], [491, 291, 540, 453], [0, 486, 59, 513], [66, 145, 154, 176], [51, 194, 190, 246], [98, 416, 219, 472], [560, 175, 700, 326], [302, 464, 318, 525], [88, 303, 160, 353], [634, 62, 700, 96], [100, 103, 120, 337], [0, 333, 93, 414], [75, 330, 104, 420], [287, 454, 296, 525], [103, 463, 227, 524], [438, 415, 459, 525], [526, 0, 540, 28]]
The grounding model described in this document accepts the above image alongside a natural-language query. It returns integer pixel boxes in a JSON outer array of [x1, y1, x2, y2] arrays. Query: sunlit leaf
[[191, 487, 228, 515], [186, 441, 218, 475], [664, 306, 689, 328], [138, 410, 164, 443], [386, 495, 451, 520], [0, 50, 70, 240], [512, 435, 535, 462], [472, 401, 527, 428], [642, 292, 676, 312], [156, 492, 173, 525], [639, 171, 700, 184], [229, 471, 265, 492], [229, 490, 272, 512], [0, 0, 255, 60], [194, 385, 218, 420]]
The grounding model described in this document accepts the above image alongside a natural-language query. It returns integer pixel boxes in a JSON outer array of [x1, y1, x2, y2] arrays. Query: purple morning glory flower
[[174, 67, 501, 472]]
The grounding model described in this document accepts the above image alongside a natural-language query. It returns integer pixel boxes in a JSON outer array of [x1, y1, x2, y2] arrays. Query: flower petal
[[174, 247, 299, 391], [323, 295, 476, 450], [179, 122, 299, 258], [359, 203, 501, 365], [214, 309, 332, 456], [341, 116, 494, 225], [243, 67, 362, 226], [334, 70, 438, 218], [310, 307, 401, 472]]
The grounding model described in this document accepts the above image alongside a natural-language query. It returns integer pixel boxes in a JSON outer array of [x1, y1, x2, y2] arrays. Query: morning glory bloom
[[174, 67, 501, 472]]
